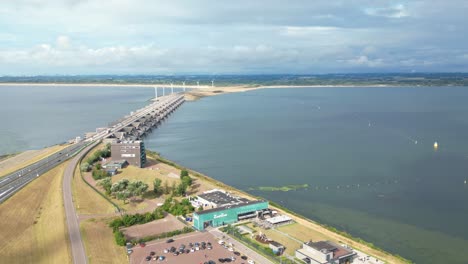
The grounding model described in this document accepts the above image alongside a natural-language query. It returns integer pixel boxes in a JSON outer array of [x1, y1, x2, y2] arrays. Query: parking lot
[[130, 232, 258, 264]]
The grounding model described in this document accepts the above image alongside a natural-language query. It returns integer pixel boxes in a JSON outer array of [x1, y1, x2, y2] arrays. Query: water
[[144, 87, 468, 263], [1, 85, 468, 262], [0, 85, 154, 155]]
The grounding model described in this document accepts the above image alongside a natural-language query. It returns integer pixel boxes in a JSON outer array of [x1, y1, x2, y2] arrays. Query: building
[[196, 189, 250, 208], [269, 241, 286, 255], [105, 168, 118, 176], [266, 215, 293, 226], [103, 160, 128, 170], [193, 200, 269, 231], [295, 241, 356, 264], [111, 141, 146, 168]]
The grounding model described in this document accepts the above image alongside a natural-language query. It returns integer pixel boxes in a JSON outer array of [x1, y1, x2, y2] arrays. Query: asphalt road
[[63, 142, 99, 264], [0, 93, 185, 264], [0, 141, 88, 203], [63, 94, 185, 264], [209, 228, 274, 264]]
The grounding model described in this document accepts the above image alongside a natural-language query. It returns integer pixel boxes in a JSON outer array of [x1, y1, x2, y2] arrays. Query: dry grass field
[[72, 165, 115, 215], [0, 144, 69, 178], [80, 218, 127, 264], [0, 162, 72, 264]]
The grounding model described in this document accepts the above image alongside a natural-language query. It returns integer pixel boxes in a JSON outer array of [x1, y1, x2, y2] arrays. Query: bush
[[114, 230, 126, 246], [109, 208, 165, 230], [80, 162, 91, 172], [138, 226, 194, 243], [92, 168, 108, 180], [180, 169, 189, 178]]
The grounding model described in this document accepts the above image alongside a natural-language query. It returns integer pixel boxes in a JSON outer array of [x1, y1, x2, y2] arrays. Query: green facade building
[[193, 200, 269, 230]]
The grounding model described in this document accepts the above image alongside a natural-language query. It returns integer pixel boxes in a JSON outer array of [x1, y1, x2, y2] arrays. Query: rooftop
[[269, 241, 285, 248], [194, 200, 267, 216], [304, 241, 356, 259], [197, 190, 246, 207], [266, 215, 292, 225]]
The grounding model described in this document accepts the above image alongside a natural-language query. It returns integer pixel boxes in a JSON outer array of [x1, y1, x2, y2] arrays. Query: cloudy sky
[[1, 0, 468, 75]]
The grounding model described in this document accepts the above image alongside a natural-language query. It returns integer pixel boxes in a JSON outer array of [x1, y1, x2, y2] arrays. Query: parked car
[[248, 260, 255, 264], [145, 256, 151, 261], [139, 242, 146, 248], [166, 238, 174, 243], [173, 251, 179, 256], [164, 249, 169, 253], [150, 251, 156, 256], [234, 251, 240, 256], [159, 256, 165, 261], [241, 255, 248, 260]]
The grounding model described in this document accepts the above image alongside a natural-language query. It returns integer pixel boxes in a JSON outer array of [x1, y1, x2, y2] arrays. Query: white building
[[296, 240, 356, 264]]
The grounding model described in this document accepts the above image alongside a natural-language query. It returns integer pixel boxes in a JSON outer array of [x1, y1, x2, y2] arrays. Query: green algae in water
[[249, 184, 309, 192]]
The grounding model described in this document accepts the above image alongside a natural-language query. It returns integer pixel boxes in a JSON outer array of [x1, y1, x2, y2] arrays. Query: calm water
[[2, 86, 468, 263], [0, 85, 155, 155], [145, 87, 468, 263]]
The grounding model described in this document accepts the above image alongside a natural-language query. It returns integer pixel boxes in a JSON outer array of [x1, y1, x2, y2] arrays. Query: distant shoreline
[[0, 82, 457, 89]]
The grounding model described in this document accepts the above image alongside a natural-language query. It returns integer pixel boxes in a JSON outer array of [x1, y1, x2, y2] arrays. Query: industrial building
[[196, 189, 250, 208], [110, 141, 147, 168], [193, 200, 269, 231], [295, 240, 356, 264]]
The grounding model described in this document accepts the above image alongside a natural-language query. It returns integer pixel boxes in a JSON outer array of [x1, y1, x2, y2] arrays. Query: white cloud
[[364, 4, 409, 18], [346, 55, 385, 67], [56, 36, 71, 49]]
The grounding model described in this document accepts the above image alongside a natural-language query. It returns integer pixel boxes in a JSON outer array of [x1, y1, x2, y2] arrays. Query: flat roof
[[198, 190, 244, 206], [269, 241, 284, 248], [195, 200, 267, 216], [304, 241, 355, 260], [266, 215, 292, 224]]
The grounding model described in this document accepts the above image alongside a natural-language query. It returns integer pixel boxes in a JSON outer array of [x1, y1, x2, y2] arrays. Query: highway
[[0, 93, 185, 205], [0, 93, 185, 263], [62, 93, 185, 264], [0, 141, 88, 203]]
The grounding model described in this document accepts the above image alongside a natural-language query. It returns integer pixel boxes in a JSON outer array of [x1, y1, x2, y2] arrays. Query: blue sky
[[1, 0, 467, 75]]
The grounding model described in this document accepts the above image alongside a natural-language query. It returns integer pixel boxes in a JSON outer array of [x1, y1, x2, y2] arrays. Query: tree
[[127, 181, 149, 200], [181, 176, 192, 187], [170, 181, 177, 195], [180, 169, 189, 178], [97, 177, 112, 195], [174, 182, 187, 196], [163, 181, 170, 195], [198, 205, 204, 212], [153, 179, 162, 195], [80, 162, 91, 172]]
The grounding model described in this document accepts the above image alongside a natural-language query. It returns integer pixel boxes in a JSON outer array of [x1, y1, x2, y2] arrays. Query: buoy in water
[[464, 180, 467, 184], [434, 141, 438, 150]]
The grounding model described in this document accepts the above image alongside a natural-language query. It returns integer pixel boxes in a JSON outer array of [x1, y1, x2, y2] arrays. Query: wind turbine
[[163, 86, 165, 96], [211, 79, 214, 87], [154, 87, 158, 98], [171, 83, 174, 94], [182, 81, 186, 92], [197, 81, 200, 88]]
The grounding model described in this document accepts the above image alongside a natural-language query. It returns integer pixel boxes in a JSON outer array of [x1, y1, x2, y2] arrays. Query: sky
[[1, 0, 468, 75]]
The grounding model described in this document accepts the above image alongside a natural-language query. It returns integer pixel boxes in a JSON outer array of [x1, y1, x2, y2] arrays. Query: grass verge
[[0, 162, 72, 264], [0, 144, 69, 178], [81, 218, 127, 264]]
